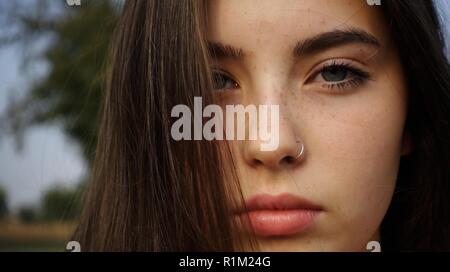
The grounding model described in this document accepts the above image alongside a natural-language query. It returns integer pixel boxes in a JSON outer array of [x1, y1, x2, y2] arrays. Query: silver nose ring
[[296, 141, 305, 160]]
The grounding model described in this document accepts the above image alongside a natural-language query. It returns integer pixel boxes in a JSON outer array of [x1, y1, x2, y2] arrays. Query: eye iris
[[213, 73, 227, 89], [213, 73, 237, 90], [321, 67, 348, 82]]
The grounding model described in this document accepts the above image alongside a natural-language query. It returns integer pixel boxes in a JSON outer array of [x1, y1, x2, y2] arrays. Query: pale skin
[[208, 0, 412, 251]]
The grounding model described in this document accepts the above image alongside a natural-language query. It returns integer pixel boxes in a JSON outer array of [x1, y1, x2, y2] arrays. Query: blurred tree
[[0, 0, 121, 165], [41, 185, 83, 221], [17, 206, 38, 224], [0, 186, 8, 220]]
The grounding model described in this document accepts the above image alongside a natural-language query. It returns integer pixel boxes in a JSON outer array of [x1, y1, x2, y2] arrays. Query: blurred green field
[[0, 221, 76, 252]]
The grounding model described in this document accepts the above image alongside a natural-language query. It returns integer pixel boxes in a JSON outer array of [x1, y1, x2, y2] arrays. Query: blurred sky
[[0, 0, 449, 210]]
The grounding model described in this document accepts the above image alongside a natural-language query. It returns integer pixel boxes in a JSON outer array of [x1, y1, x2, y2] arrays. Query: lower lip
[[242, 209, 320, 237]]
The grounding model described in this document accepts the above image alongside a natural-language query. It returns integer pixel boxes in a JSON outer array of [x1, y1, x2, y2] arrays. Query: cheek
[[299, 80, 407, 245]]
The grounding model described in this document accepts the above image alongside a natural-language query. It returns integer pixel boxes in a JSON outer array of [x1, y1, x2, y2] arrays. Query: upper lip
[[236, 193, 323, 214]]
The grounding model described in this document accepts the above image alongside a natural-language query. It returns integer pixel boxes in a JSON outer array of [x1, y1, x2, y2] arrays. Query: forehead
[[207, 0, 389, 49]]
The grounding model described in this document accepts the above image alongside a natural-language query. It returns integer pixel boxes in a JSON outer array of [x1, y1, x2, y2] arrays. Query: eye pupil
[[321, 67, 348, 82]]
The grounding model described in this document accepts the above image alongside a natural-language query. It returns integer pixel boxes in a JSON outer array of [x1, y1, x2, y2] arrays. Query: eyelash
[[311, 60, 371, 92], [211, 61, 371, 92], [211, 70, 240, 92]]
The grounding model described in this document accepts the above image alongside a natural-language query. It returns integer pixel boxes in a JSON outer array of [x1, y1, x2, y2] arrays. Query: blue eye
[[312, 61, 371, 91], [212, 71, 239, 91], [320, 66, 350, 82]]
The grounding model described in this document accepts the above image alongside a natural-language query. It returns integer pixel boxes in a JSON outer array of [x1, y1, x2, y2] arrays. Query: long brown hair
[[379, 1, 450, 251], [73, 0, 249, 251], [74, 0, 450, 251]]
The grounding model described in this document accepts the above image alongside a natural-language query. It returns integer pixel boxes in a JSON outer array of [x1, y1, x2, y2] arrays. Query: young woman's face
[[208, 0, 410, 251]]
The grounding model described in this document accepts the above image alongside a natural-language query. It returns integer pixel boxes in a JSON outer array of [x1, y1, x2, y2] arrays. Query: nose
[[243, 113, 305, 170]]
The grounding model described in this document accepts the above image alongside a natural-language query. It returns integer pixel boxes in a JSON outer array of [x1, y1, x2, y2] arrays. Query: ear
[[401, 130, 414, 156]]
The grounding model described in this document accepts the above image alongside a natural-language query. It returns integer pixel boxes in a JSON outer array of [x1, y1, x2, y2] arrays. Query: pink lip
[[237, 193, 322, 237]]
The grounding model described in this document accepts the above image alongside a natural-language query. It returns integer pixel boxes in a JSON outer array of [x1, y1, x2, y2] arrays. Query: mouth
[[235, 193, 323, 237]]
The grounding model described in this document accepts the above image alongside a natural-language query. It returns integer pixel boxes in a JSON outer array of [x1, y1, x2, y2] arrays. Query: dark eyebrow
[[208, 42, 245, 60], [207, 28, 380, 61], [293, 28, 381, 56]]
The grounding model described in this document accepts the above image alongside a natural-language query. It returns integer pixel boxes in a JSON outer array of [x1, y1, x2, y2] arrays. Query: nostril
[[280, 155, 296, 166], [252, 158, 263, 166]]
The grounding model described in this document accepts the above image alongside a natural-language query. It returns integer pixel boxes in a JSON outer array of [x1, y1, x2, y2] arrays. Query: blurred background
[[0, 0, 121, 251], [0, 0, 449, 252]]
